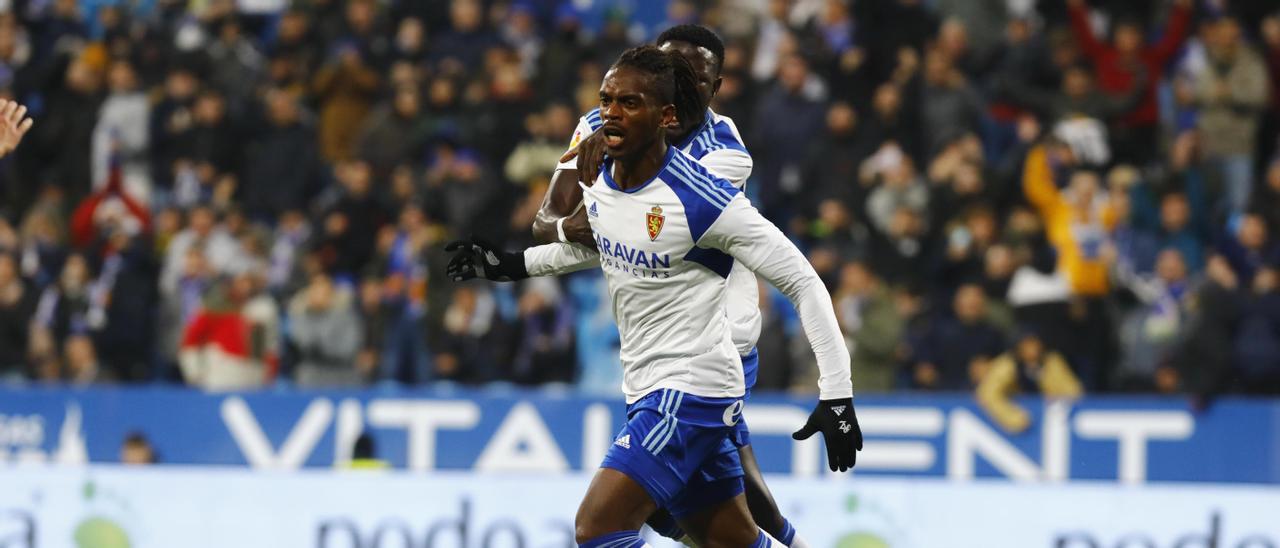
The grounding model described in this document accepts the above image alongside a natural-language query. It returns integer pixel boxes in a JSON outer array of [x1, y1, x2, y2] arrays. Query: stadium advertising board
[[1, 387, 1278, 483], [0, 467, 1277, 548]]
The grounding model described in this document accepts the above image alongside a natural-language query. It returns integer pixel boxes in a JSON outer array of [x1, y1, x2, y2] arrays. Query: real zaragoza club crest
[[646, 206, 665, 241]]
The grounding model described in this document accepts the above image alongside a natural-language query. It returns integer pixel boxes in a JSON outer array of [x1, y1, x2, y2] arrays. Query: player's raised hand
[[556, 130, 608, 186], [792, 398, 863, 472], [445, 238, 528, 282], [0, 99, 33, 157]]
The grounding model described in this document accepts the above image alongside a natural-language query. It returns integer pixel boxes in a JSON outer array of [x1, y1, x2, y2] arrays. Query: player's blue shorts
[[730, 348, 759, 448], [601, 388, 746, 518]]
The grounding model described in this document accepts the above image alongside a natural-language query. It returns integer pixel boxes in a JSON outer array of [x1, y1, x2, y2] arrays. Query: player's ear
[[711, 76, 722, 98], [661, 104, 677, 131]]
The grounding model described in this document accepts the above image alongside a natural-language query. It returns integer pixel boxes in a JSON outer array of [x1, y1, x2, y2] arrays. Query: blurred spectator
[[63, 334, 101, 384], [26, 56, 104, 202], [752, 53, 826, 222], [119, 431, 157, 465], [912, 284, 1006, 390], [161, 205, 238, 290], [834, 261, 902, 392], [1192, 17, 1270, 216], [1173, 255, 1241, 398], [1232, 267, 1280, 394], [0, 253, 34, 381], [319, 159, 389, 277], [92, 60, 151, 204], [287, 272, 362, 387], [424, 143, 499, 240], [437, 284, 500, 383], [377, 205, 432, 384], [911, 47, 983, 154], [149, 67, 201, 198], [31, 254, 96, 362], [505, 103, 575, 187], [355, 275, 391, 382], [1218, 212, 1280, 286], [433, 0, 498, 69], [205, 16, 265, 105], [801, 101, 875, 211], [1067, 0, 1191, 162], [866, 206, 930, 287], [184, 90, 238, 183], [1023, 143, 1115, 297], [863, 143, 928, 236], [1256, 160, 1280, 232], [242, 89, 320, 219], [1116, 249, 1194, 391], [69, 160, 150, 249], [509, 278, 575, 385], [91, 230, 159, 382], [977, 330, 1082, 433], [345, 432, 388, 469], [355, 83, 430, 181], [177, 273, 272, 391]]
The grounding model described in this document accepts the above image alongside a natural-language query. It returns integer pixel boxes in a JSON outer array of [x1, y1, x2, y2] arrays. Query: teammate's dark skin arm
[[530, 132, 607, 247]]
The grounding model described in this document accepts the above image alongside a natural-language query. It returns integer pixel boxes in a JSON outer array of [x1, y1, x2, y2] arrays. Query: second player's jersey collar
[[601, 145, 678, 194], [671, 108, 715, 151]]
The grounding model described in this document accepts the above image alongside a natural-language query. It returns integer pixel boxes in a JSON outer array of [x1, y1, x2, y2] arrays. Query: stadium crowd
[[0, 0, 1277, 413]]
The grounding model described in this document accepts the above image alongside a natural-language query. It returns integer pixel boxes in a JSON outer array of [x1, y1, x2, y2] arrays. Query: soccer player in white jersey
[[447, 46, 862, 548], [531, 25, 810, 547]]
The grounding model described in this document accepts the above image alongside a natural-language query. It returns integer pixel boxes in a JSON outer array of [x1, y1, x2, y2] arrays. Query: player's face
[[599, 66, 675, 159], [658, 40, 721, 110]]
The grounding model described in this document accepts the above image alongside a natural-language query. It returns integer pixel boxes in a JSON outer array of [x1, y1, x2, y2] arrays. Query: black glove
[[792, 397, 862, 472], [445, 239, 529, 282]]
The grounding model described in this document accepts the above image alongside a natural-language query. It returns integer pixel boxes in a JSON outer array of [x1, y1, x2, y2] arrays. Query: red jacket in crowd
[[1068, 1, 1192, 128]]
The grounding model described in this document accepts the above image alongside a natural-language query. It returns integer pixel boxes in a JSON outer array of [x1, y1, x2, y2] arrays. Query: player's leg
[[574, 467, 659, 546], [582, 389, 698, 547], [679, 491, 785, 548], [644, 508, 690, 544], [665, 438, 771, 547], [740, 445, 807, 547]]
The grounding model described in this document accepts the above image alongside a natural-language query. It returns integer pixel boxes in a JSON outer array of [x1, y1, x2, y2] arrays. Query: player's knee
[[574, 517, 611, 545]]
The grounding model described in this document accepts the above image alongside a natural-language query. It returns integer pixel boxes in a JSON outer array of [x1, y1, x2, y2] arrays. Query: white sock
[[789, 534, 811, 548]]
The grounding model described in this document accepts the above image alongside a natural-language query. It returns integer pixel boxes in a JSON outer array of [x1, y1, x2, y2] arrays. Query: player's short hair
[[655, 24, 725, 73], [613, 45, 703, 133]]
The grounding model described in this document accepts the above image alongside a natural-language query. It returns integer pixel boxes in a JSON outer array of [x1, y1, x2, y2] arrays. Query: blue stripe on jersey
[[684, 245, 735, 278], [585, 108, 602, 131], [672, 109, 713, 151], [663, 152, 740, 242], [685, 116, 749, 159], [709, 119, 748, 153]]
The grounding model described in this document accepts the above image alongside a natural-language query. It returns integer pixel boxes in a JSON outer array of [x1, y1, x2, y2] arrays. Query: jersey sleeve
[[523, 242, 600, 277], [698, 148, 753, 189], [554, 109, 603, 171], [698, 196, 853, 399]]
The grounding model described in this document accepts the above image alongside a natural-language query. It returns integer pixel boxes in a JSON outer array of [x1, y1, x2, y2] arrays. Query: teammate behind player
[[532, 25, 805, 546], [447, 46, 862, 547]]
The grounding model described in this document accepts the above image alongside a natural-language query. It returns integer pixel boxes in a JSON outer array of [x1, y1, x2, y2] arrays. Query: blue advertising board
[[0, 386, 1277, 484]]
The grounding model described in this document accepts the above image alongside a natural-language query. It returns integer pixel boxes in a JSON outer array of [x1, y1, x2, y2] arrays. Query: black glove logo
[[793, 397, 863, 472]]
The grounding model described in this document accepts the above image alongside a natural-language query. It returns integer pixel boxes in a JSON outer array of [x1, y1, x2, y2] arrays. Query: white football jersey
[[559, 108, 761, 356], [526, 147, 851, 403]]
